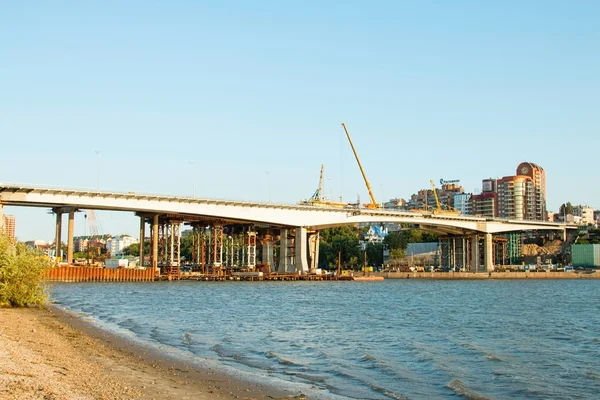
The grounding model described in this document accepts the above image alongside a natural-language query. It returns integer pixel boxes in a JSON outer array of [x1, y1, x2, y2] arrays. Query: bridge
[[0, 184, 572, 273]]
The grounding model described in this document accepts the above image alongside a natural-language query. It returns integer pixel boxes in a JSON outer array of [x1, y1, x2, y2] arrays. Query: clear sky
[[1, 1, 599, 241]]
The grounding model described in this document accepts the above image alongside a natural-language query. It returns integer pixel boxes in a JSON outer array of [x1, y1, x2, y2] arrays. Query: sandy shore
[[0, 307, 301, 400]]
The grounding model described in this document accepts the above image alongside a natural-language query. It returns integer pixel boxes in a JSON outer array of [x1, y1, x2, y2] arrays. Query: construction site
[[30, 122, 576, 282]]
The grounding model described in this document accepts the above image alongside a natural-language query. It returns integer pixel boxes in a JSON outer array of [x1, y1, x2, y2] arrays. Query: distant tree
[[318, 226, 362, 270], [121, 241, 150, 257], [383, 229, 438, 251], [384, 231, 406, 250], [389, 248, 406, 265], [366, 242, 384, 267], [559, 202, 573, 216]]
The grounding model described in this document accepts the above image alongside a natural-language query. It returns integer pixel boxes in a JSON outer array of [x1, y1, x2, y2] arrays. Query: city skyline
[[2, 1, 598, 240]]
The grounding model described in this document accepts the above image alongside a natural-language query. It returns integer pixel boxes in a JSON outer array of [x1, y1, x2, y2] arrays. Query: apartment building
[[2, 215, 16, 240], [516, 162, 547, 221]]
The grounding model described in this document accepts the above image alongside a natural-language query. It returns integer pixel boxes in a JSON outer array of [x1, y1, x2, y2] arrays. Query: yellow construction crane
[[302, 164, 347, 208], [341, 122, 379, 209], [429, 180, 461, 215]]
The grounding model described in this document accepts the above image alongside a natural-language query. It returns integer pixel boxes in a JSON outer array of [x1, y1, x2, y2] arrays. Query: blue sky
[[1, 1, 599, 241]]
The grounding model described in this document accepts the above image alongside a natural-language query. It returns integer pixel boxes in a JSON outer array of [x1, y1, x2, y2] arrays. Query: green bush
[[0, 235, 51, 307]]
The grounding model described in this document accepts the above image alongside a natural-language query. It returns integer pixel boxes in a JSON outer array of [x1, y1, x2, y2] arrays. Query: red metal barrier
[[45, 266, 154, 282]]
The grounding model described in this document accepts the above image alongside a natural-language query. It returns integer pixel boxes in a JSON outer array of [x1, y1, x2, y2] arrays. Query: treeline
[[318, 226, 438, 270]]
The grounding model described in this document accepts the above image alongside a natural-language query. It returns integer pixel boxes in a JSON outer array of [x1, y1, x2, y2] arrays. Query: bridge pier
[[294, 227, 309, 273], [67, 209, 75, 265], [139, 216, 145, 267], [0, 203, 4, 233], [308, 230, 320, 272], [484, 233, 494, 272], [262, 232, 274, 271], [54, 209, 63, 263], [471, 234, 479, 272], [152, 214, 158, 273], [278, 228, 289, 273]]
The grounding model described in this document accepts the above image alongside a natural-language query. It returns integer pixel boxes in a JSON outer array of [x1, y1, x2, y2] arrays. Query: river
[[50, 279, 600, 399]]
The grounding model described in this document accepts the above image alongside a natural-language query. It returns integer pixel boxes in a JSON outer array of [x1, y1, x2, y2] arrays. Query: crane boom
[[317, 164, 324, 201], [341, 122, 378, 208], [429, 180, 442, 211]]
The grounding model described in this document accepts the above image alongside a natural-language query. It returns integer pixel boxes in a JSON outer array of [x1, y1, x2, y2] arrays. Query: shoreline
[[382, 270, 600, 279], [0, 306, 303, 400]]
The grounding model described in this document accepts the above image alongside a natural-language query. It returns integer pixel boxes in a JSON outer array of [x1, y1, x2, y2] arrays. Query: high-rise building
[[515, 162, 546, 221], [471, 163, 547, 221], [469, 192, 497, 217], [2, 215, 16, 240], [497, 176, 534, 220]]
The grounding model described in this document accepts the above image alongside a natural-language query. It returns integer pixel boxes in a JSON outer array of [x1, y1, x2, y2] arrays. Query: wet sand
[[0, 307, 302, 400]]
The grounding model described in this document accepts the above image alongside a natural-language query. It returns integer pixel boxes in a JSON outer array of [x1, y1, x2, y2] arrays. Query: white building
[[573, 205, 595, 225], [107, 235, 139, 256], [453, 193, 471, 215]]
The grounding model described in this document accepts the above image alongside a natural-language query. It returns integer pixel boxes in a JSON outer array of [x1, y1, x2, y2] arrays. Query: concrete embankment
[[383, 271, 600, 279]]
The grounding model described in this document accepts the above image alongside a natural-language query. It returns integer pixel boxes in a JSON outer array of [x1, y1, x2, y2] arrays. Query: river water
[[50, 280, 600, 399]]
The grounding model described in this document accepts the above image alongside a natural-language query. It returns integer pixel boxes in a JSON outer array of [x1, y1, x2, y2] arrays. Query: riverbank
[[0, 306, 299, 400]]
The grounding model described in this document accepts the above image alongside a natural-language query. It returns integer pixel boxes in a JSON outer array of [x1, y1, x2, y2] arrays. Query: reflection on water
[[51, 280, 600, 399]]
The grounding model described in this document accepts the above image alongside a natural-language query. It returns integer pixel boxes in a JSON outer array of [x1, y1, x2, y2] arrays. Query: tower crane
[[341, 122, 380, 209], [302, 164, 347, 207]]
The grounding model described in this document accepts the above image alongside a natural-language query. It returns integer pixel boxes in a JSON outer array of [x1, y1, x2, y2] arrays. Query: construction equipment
[[302, 164, 347, 207], [341, 122, 380, 209], [429, 180, 461, 216]]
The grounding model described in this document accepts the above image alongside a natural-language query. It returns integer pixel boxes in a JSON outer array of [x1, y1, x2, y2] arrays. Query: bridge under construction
[[0, 184, 573, 278]]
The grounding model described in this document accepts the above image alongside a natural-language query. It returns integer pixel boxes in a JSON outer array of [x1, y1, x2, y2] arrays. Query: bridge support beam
[[471, 234, 479, 272], [54, 210, 63, 263], [294, 227, 309, 273], [308, 231, 320, 272], [278, 229, 289, 273], [484, 233, 494, 272], [67, 209, 75, 265]]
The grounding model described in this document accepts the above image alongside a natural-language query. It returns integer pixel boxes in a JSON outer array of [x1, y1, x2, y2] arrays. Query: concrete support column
[[67, 209, 75, 264], [55, 210, 63, 262], [294, 227, 309, 273], [452, 237, 456, 271], [139, 217, 145, 267], [308, 231, 320, 272], [0, 203, 4, 233], [484, 233, 494, 272], [471, 234, 479, 272], [262, 235, 274, 271], [278, 229, 289, 273], [462, 237, 467, 270], [152, 215, 159, 272]]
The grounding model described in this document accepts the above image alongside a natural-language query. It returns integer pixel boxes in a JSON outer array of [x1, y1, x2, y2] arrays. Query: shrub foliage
[[0, 235, 51, 307]]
